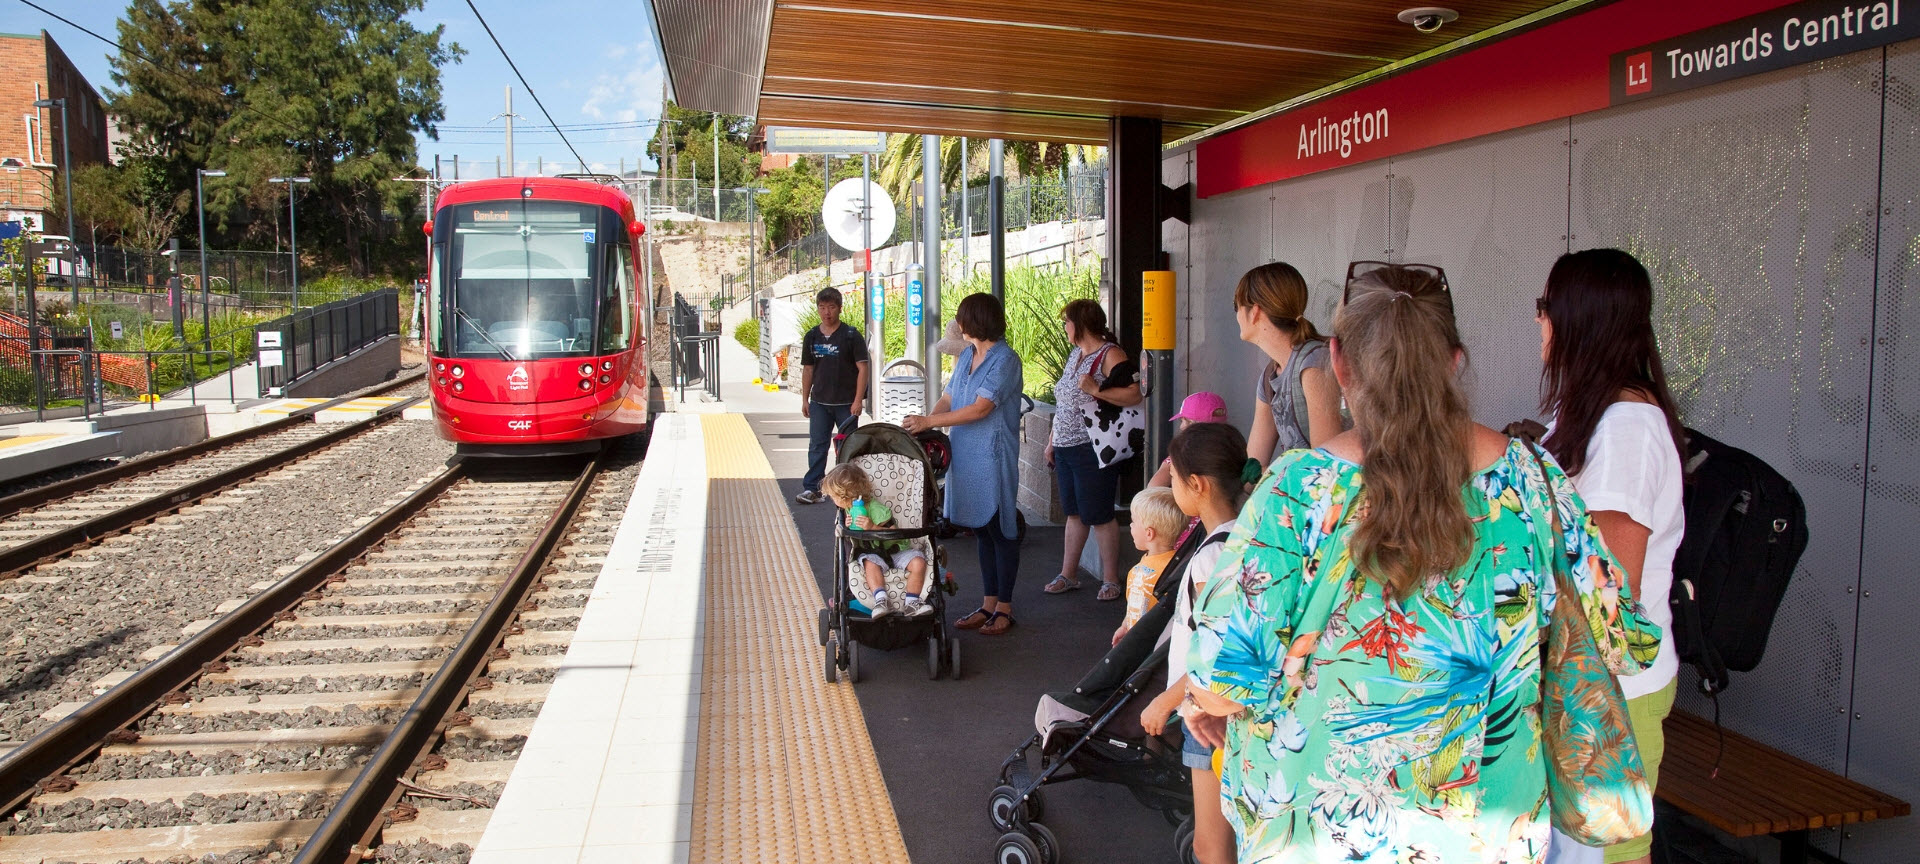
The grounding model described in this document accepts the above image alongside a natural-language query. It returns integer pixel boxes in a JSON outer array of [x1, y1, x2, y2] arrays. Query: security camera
[[1398, 7, 1459, 33]]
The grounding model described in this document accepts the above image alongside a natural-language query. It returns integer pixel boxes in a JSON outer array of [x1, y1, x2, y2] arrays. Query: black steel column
[[1108, 116, 1162, 500], [1107, 116, 1161, 361], [989, 139, 1005, 301]]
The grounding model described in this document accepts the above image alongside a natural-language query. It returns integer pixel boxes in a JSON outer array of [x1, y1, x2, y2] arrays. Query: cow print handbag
[[1082, 348, 1145, 469]]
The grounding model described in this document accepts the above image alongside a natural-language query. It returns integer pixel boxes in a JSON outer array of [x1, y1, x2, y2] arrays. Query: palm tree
[[876, 134, 1105, 200]]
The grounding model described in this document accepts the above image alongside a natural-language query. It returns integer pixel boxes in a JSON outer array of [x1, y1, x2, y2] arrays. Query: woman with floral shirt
[[1181, 262, 1660, 864]]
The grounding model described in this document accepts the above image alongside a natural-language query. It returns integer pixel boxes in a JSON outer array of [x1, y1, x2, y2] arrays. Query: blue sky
[[2, 0, 668, 176]]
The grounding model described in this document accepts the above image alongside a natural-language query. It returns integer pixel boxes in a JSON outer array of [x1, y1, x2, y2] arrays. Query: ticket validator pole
[[1142, 269, 1176, 470]]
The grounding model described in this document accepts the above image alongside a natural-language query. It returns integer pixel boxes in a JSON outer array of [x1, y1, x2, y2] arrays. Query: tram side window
[[599, 242, 633, 352], [428, 244, 446, 353]]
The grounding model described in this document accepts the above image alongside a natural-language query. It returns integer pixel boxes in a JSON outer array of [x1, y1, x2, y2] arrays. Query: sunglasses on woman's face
[[1344, 260, 1451, 305], [1535, 296, 1551, 316]]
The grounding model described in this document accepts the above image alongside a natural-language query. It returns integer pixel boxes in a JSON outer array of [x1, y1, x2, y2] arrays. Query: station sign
[[764, 127, 886, 154], [1141, 271, 1176, 351], [870, 280, 886, 323], [1197, 0, 1848, 197], [1612, 0, 1915, 103], [907, 273, 924, 327]]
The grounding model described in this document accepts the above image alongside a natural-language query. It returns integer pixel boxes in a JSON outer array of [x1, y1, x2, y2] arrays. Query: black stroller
[[988, 524, 1208, 864], [818, 422, 961, 683]]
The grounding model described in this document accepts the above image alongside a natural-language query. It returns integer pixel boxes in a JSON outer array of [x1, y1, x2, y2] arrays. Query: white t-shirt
[[1554, 402, 1683, 699], [1170, 520, 1238, 688]]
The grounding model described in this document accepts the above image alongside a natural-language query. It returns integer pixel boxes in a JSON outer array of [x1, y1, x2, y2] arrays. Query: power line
[[461, 0, 584, 169], [436, 118, 664, 133]]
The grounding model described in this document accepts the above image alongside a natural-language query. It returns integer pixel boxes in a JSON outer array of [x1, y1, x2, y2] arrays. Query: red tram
[[424, 177, 651, 455]]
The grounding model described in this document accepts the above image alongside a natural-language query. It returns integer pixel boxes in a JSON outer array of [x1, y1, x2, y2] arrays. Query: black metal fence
[[53, 243, 302, 309], [254, 288, 399, 396], [666, 293, 719, 403]]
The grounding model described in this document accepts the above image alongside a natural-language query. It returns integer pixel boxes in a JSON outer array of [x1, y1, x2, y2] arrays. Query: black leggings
[[976, 511, 1021, 603]]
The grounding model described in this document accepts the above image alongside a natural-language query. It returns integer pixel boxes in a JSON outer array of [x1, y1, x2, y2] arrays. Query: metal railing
[[666, 293, 720, 403], [254, 288, 399, 396]]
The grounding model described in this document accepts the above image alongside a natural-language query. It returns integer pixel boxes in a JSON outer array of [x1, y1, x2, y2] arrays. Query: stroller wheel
[[947, 636, 962, 680], [1175, 816, 1197, 864], [847, 642, 861, 684], [994, 831, 1043, 864], [1028, 822, 1060, 864], [817, 608, 831, 647], [988, 785, 1035, 833], [823, 639, 837, 683], [926, 638, 941, 680]]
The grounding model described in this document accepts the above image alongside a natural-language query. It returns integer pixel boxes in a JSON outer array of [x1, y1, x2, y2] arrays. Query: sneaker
[[794, 489, 825, 505], [904, 595, 934, 617], [869, 591, 893, 618]]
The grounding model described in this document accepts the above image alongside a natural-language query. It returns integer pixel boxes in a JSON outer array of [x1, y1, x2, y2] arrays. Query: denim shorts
[[1180, 723, 1213, 770], [1053, 442, 1118, 525]]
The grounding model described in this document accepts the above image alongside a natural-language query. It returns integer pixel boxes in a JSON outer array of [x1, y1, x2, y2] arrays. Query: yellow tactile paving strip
[[0, 434, 61, 450], [693, 414, 912, 864]]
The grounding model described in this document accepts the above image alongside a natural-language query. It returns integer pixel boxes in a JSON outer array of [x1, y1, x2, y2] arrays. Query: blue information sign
[[907, 275, 924, 327], [870, 282, 885, 322]]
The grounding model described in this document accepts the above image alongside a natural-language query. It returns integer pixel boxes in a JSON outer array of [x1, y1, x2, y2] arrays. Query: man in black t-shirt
[[795, 287, 870, 504]]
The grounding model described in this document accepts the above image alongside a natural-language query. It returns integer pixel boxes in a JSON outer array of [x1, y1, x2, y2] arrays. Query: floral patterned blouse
[[1188, 440, 1660, 864]]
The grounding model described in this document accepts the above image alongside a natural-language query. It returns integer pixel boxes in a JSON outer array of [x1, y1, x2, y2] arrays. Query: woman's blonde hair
[[821, 463, 876, 504], [1334, 265, 1473, 600], [1234, 262, 1324, 345], [1128, 487, 1186, 541]]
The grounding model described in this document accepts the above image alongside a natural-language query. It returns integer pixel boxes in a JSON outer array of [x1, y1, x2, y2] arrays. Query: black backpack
[[1669, 428, 1808, 695]]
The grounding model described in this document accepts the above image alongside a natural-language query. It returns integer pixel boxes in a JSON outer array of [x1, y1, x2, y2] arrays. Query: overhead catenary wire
[[461, 0, 585, 170]]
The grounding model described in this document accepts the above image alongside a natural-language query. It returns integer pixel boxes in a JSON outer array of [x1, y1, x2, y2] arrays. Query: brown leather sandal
[[980, 612, 1016, 635], [954, 608, 992, 630]]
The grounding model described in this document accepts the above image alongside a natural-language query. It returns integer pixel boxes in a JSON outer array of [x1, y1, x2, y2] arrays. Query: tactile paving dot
[[688, 415, 911, 864]]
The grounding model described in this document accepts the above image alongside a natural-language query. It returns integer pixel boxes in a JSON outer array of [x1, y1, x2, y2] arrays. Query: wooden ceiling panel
[[763, 9, 1388, 113], [758, 97, 1114, 145], [759, 78, 1242, 131], [783, 1, 1567, 62]]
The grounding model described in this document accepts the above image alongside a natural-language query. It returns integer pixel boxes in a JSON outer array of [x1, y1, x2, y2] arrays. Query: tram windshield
[[433, 199, 621, 360]]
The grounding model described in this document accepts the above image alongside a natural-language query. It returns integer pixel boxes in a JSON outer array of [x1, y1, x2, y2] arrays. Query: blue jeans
[[976, 510, 1021, 603], [802, 402, 855, 493]]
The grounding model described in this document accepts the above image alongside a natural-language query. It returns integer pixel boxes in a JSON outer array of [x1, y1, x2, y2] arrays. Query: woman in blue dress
[[903, 294, 1025, 636]]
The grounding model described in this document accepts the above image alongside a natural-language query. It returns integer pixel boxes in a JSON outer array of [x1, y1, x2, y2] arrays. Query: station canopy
[[647, 0, 1587, 146]]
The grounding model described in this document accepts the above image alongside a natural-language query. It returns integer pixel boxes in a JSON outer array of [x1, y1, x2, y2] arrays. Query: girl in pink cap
[[1148, 390, 1228, 487]]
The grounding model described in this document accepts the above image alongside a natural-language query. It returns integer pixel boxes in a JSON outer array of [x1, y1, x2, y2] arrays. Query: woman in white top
[[1537, 249, 1686, 864]]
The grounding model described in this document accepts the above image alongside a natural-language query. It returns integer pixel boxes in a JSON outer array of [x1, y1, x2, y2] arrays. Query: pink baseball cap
[[1171, 391, 1228, 423]]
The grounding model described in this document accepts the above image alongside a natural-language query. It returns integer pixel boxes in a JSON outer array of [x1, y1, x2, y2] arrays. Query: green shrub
[[856, 261, 1095, 403], [0, 364, 35, 406], [733, 318, 760, 354]]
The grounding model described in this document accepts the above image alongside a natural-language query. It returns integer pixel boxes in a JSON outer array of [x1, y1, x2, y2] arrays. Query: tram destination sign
[[1612, 0, 1915, 103], [764, 127, 886, 154]]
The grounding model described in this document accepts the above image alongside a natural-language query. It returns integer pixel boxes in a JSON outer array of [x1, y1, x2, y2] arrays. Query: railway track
[[0, 437, 642, 864], [0, 373, 426, 577]]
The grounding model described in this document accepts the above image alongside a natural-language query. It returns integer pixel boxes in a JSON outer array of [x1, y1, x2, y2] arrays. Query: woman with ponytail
[[1179, 262, 1661, 864], [1234, 262, 1345, 467]]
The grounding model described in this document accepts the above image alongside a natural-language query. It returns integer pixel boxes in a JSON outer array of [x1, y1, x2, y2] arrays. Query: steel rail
[[0, 396, 424, 578], [0, 460, 468, 815], [296, 448, 606, 864], [0, 369, 425, 520]]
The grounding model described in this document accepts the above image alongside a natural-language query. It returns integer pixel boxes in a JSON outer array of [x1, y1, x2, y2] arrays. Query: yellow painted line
[[256, 398, 329, 415], [0, 434, 63, 451], [693, 414, 911, 864]]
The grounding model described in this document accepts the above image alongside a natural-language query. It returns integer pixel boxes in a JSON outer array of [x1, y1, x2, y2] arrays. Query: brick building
[[0, 31, 111, 234]]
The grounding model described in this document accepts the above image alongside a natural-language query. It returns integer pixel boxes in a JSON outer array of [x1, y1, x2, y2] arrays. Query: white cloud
[[580, 42, 664, 124]]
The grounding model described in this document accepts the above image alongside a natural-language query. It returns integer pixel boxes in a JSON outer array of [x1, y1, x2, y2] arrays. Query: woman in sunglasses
[[1234, 262, 1345, 468], [1180, 261, 1658, 864], [1537, 249, 1685, 864]]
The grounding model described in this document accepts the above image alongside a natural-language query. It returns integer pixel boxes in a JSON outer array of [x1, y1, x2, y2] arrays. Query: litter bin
[[878, 359, 927, 425]]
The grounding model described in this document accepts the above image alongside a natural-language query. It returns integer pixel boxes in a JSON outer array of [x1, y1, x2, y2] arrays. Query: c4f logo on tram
[[507, 420, 533, 431], [507, 366, 530, 391]]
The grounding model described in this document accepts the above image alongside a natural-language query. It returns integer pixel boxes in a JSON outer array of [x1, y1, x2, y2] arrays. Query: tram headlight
[[437, 377, 447, 387], [450, 365, 464, 379], [599, 374, 611, 385], [435, 362, 445, 373], [578, 363, 594, 377], [452, 381, 464, 393], [578, 379, 592, 392], [601, 360, 613, 371]]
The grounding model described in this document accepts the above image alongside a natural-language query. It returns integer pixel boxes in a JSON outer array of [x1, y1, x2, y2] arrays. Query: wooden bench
[[1659, 710, 1910, 864]]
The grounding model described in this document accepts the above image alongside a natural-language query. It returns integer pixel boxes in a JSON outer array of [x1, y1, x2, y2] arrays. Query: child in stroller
[[823, 463, 933, 618]]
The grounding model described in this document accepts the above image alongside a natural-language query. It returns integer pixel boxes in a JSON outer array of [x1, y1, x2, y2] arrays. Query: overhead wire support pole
[[463, 0, 584, 169], [921, 134, 941, 401], [713, 112, 720, 222]]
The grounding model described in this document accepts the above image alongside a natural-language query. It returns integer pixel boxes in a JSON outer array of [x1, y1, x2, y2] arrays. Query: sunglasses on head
[[1344, 260, 1451, 305]]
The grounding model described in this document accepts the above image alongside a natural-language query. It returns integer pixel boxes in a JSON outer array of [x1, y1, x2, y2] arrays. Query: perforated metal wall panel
[[1570, 51, 1885, 815], [1177, 158, 1387, 433], [1387, 121, 1572, 428], [1846, 39, 1920, 861]]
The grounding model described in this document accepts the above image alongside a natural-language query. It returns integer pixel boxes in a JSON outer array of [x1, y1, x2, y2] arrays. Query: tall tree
[[109, 0, 461, 275]]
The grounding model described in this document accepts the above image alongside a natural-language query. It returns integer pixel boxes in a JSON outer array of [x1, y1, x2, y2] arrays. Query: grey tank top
[[1258, 338, 1332, 455]]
